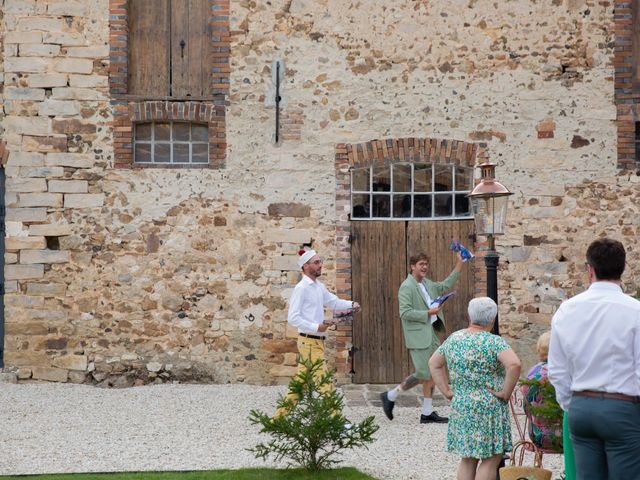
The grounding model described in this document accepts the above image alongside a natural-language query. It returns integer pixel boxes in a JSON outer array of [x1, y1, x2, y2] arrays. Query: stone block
[[4, 57, 48, 73], [17, 368, 32, 380], [19, 44, 61, 57], [53, 58, 94, 74], [51, 87, 106, 101], [6, 208, 48, 222], [43, 32, 85, 46], [68, 75, 108, 88], [4, 87, 46, 101], [32, 367, 68, 383], [5, 351, 49, 365], [47, 2, 88, 16], [21, 167, 65, 178], [45, 153, 93, 168], [20, 249, 70, 264], [39, 99, 81, 117], [5, 295, 45, 308], [29, 223, 73, 236], [52, 119, 97, 135], [18, 17, 65, 32], [5, 264, 45, 280], [52, 355, 88, 371], [28, 74, 68, 88], [48, 180, 88, 193], [26, 283, 68, 296], [268, 202, 311, 217], [7, 178, 47, 193], [22, 135, 68, 153], [265, 228, 313, 244], [6, 221, 25, 237], [4, 0, 36, 13], [17, 193, 63, 208], [6, 236, 47, 251], [5, 281, 19, 294], [7, 152, 45, 167], [271, 255, 299, 271], [4, 116, 50, 136], [65, 46, 109, 57], [64, 194, 105, 208], [5, 253, 18, 264], [4, 32, 43, 44]]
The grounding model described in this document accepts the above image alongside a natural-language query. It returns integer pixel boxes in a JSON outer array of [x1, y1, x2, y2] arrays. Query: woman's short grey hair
[[468, 297, 498, 326]]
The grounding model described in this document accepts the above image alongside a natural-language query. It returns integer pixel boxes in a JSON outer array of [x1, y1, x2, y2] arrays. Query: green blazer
[[398, 271, 460, 350]]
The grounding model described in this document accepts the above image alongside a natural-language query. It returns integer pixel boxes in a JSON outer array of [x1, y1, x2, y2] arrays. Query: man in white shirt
[[275, 248, 360, 417], [548, 238, 640, 479]]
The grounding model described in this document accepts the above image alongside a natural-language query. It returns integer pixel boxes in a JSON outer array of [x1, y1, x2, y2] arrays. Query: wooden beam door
[[351, 219, 475, 383]]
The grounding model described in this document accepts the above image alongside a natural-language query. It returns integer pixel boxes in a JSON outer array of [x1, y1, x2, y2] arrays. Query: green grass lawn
[[0, 468, 378, 480]]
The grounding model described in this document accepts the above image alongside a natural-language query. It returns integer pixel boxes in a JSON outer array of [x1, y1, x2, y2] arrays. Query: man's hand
[[428, 304, 442, 316], [352, 301, 361, 312], [318, 323, 330, 332]]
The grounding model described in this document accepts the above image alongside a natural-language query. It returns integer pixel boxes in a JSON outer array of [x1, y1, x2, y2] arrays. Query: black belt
[[573, 390, 640, 403], [299, 333, 325, 340]]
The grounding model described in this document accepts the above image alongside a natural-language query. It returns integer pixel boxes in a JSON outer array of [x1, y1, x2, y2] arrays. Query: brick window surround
[[615, 0, 640, 169], [109, 0, 229, 169], [333, 138, 487, 383]]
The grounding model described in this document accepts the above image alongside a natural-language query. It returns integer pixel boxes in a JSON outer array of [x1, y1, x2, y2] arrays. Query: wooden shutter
[[171, 0, 212, 98], [129, 0, 171, 96]]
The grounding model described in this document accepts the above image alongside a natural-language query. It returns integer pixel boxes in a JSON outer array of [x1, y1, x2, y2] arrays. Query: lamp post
[[466, 163, 513, 335]]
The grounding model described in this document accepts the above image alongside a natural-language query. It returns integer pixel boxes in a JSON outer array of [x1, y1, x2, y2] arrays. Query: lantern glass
[[470, 194, 510, 236]]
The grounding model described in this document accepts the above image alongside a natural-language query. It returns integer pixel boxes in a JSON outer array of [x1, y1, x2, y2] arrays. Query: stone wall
[[0, 0, 638, 384]]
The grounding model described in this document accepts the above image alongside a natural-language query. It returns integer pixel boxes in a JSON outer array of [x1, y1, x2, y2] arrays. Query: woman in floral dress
[[429, 297, 521, 480]]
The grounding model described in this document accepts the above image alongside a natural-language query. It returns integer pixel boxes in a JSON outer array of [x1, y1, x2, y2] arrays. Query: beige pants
[[274, 336, 332, 418]]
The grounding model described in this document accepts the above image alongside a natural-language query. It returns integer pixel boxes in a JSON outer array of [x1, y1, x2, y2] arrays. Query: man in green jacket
[[381, 251, 465, 423]]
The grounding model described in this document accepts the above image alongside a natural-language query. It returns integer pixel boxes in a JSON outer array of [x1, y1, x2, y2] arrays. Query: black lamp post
[[466, 163, 513, 335]]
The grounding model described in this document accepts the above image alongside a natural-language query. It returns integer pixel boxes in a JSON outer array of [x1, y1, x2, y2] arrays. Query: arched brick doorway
[[334, 138, 485, 384]]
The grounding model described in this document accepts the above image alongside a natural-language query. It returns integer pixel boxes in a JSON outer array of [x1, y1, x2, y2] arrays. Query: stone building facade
[[0, 0, 638, 386]]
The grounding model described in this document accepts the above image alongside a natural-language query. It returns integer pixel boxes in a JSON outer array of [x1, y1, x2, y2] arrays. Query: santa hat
[[297, 249, 317, 268]]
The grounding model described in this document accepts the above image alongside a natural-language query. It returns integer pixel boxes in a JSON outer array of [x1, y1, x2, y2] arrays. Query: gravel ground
[[0, 383, 564, 479]]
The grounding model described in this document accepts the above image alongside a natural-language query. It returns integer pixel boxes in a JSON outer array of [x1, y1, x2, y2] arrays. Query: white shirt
[[288, 275, 353, 336], [417, 283, 438, 325], [548, 281, 640, 410]]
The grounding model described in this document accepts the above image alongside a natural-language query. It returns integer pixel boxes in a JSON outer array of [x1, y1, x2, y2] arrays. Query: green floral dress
[[437, 330, 513, 459]]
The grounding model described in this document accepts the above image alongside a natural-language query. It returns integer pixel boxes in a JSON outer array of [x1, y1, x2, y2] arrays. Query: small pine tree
[[248, 357, 379, 471]]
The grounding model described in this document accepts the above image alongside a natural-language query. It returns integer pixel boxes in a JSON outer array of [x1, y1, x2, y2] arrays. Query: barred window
[[134, 122, 209, 164], [351, 163, 474, 220]]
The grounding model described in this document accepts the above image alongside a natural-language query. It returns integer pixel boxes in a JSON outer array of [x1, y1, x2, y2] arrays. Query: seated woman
[[521, 331, 563, 452], [429, 297, 521, 480]]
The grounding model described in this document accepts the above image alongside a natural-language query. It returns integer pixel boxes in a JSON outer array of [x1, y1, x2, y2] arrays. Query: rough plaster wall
[[1, 0, 638, 383]]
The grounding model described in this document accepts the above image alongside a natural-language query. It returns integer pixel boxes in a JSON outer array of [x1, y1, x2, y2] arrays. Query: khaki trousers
[[274, 336, 332, 418]]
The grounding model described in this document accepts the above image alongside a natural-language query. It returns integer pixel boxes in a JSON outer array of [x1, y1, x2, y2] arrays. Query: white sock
[[422, 397, 433, 416], [387, 386, 401, 402]]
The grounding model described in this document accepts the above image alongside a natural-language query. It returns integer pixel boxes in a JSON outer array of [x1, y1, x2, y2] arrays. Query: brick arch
[[332, 137, 486, 384]]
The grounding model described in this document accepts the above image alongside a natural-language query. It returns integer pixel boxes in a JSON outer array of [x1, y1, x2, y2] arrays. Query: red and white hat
[[297, 249, 317, 268]]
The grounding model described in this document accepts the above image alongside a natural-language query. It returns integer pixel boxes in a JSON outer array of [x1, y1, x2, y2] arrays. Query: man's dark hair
[[409, 253, 430, 266], [586, 238, 626, 280]]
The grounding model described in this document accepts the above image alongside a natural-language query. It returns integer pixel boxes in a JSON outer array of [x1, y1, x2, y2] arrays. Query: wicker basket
[[499, 465, 552, 480]]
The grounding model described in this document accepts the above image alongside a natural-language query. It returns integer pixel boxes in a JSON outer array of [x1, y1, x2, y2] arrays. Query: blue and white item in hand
[[450, 239, 475, 262]]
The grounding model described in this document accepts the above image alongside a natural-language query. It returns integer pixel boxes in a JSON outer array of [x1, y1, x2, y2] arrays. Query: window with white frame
[[134, 122, 209, 164], [350, 163, 474, 220]]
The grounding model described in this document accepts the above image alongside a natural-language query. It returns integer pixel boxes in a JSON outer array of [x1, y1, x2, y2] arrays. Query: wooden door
[[129, 0, 171, 96], [171, 0, 211, 97], [351, 220, 475, 383], [129, 0, 212, 98]]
